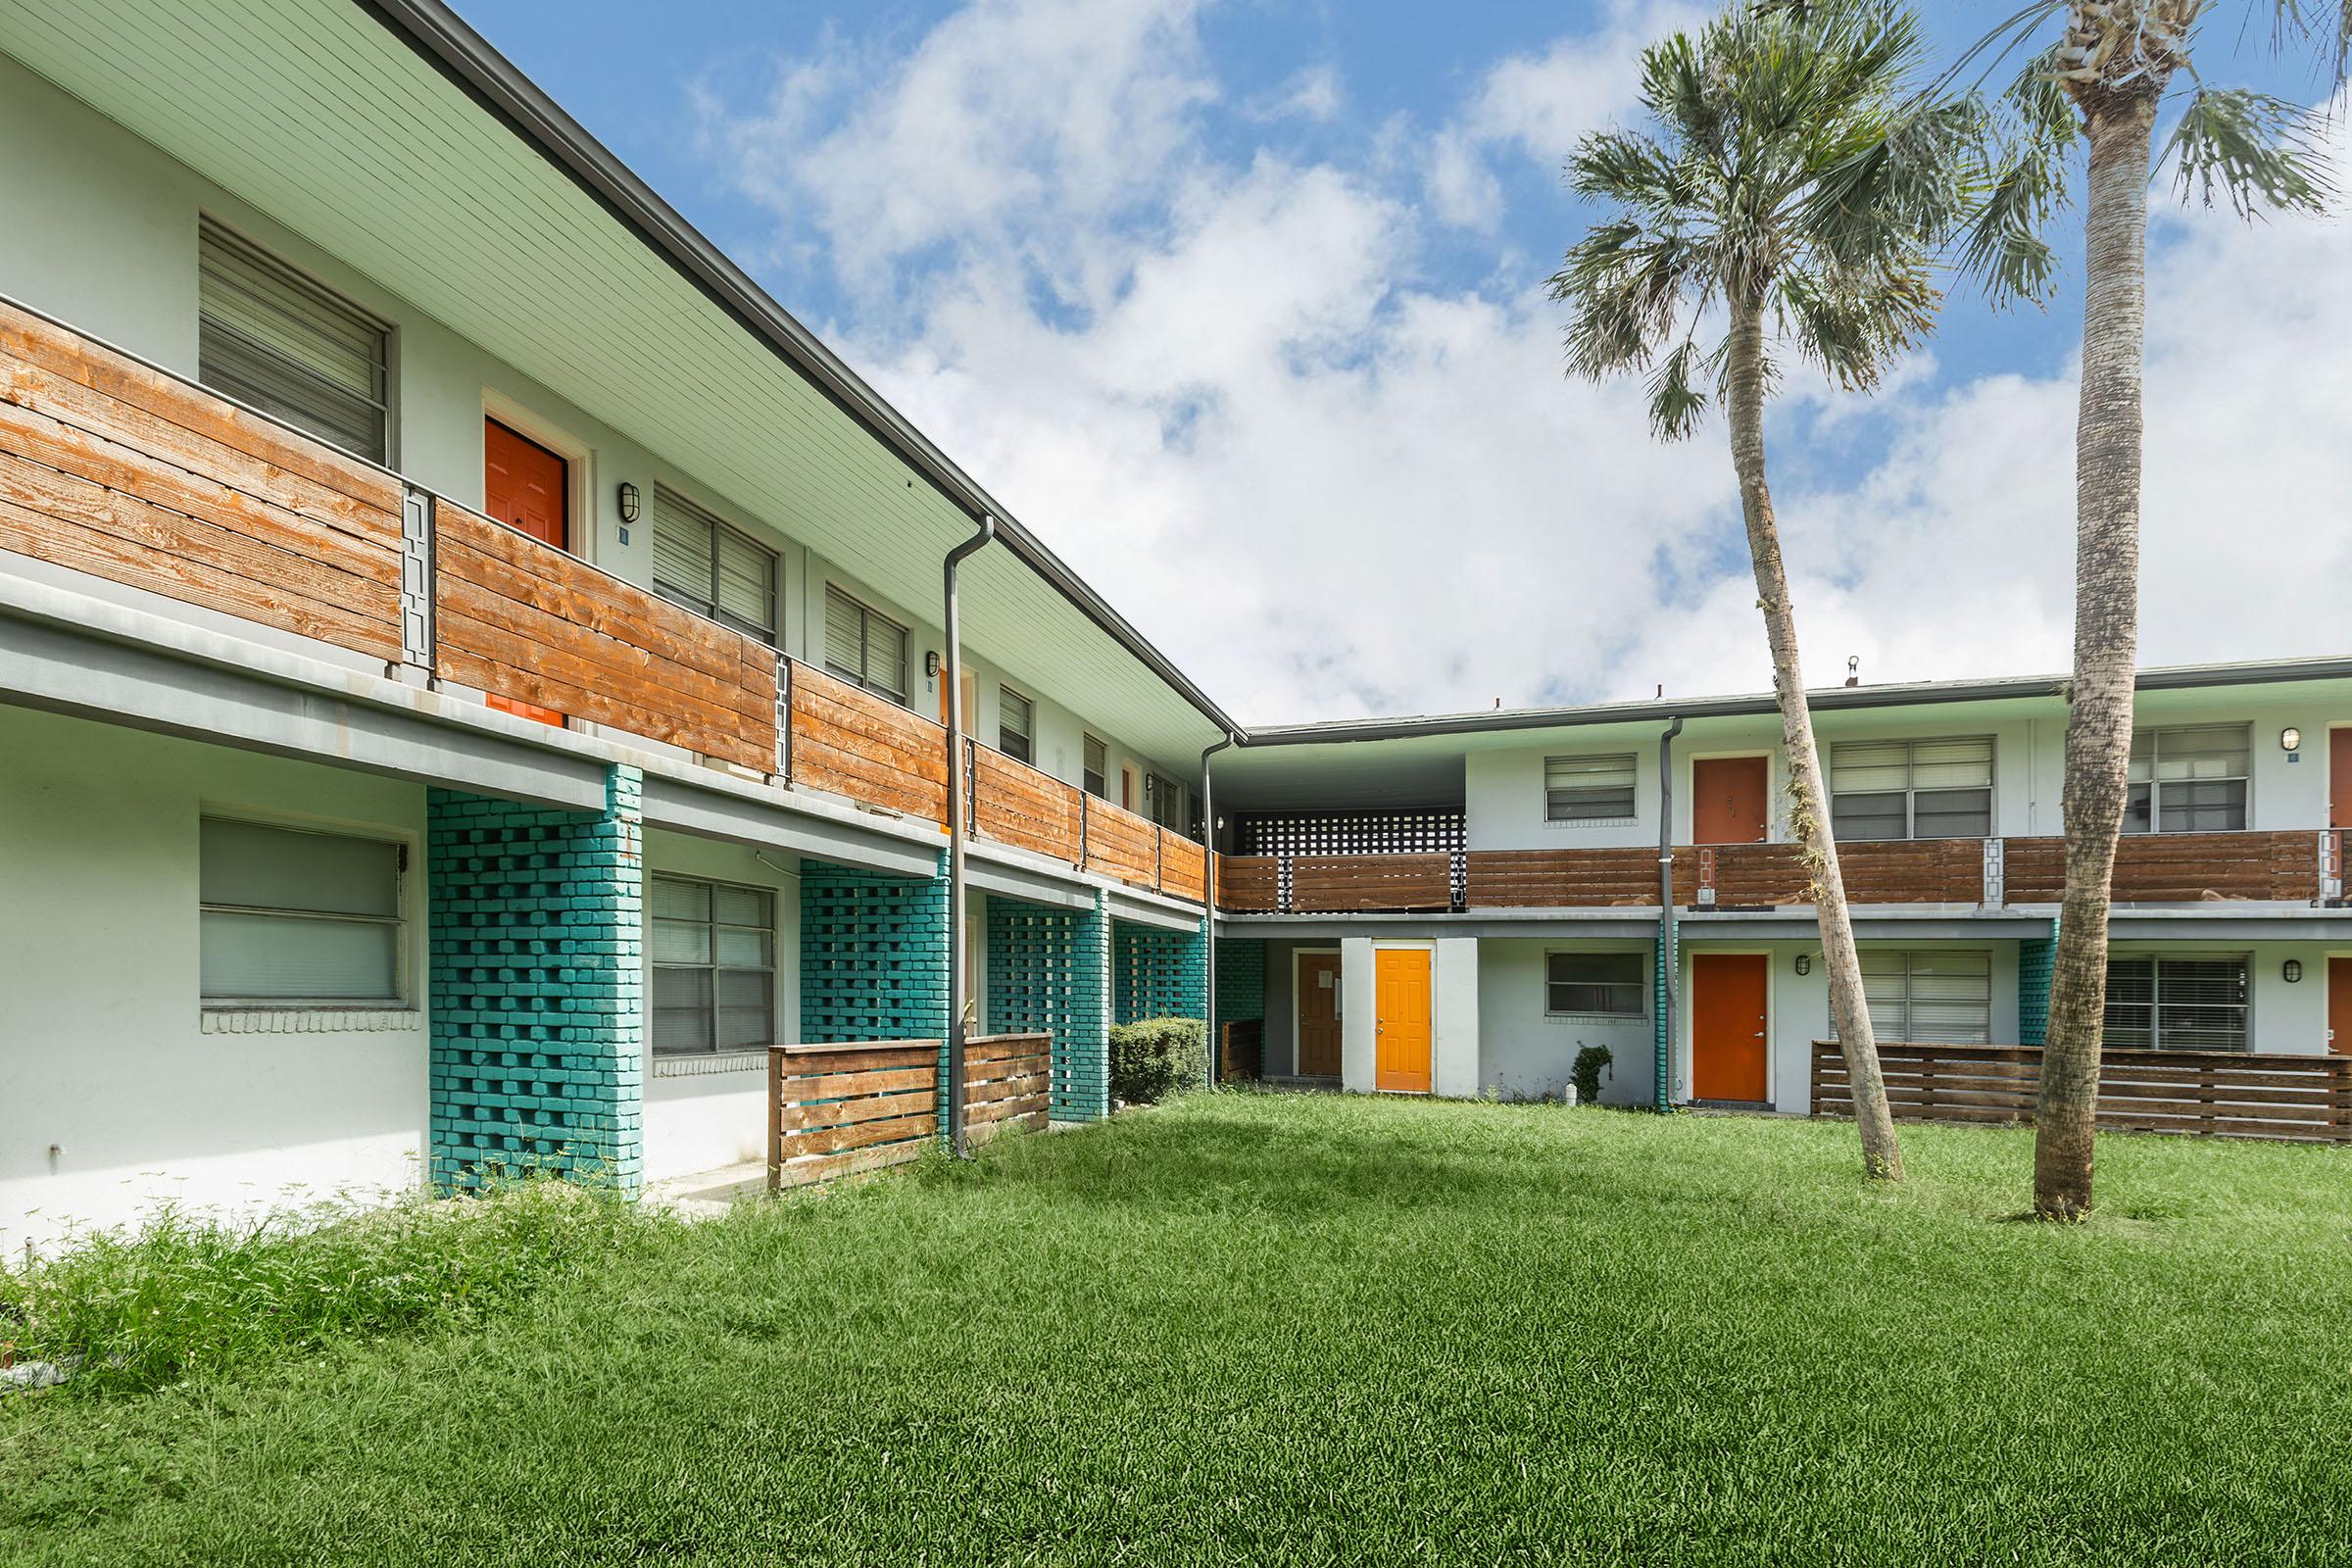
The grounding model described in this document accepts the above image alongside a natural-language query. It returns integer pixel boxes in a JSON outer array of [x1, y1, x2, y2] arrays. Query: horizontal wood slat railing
[[1157, 828, 1208, 904], [1812, 1041, 2352, 1145], [787, 662, 952, 821], [0, 297, 406, 660], [766, 1033, 1051, 1188], [1465, 848, 1659, 907], [1214, 856, 1280, 912], [434, 502, 778, 771], [2002, 830, 2319, 903], [1291, 853, 1454, 911]]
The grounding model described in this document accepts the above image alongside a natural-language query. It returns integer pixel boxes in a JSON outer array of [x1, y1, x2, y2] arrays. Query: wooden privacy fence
[[1812, 1041, 2352, 1145], [766, 1033, 1052, 1189]]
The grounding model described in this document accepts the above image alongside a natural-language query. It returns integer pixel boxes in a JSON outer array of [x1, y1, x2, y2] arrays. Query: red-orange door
[[2331, 731, 2352, 827], [483, 418, 566, 725], [1691, 952, 1769, 1102], [1374, 948, 1433, 1094], [1298, 953, 1342, 1077], [1693, 757, 1769, 845], [2329, 958, 2352, 1055]]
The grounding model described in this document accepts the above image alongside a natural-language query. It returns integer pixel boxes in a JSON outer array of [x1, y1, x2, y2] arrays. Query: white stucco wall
[[0, 707, 430, 1254], [1431, 938, 1481, 1099], [1476, 938, 1657, 1105], [1339, 936, 1376, 1093]]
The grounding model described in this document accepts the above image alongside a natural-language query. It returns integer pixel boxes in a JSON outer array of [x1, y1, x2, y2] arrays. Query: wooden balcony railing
[[2002, 830, 2319, 904], [1220, 830, 2331, 913], [0, 298, 1207, 905], [1812, 1041, 2352, 1145]]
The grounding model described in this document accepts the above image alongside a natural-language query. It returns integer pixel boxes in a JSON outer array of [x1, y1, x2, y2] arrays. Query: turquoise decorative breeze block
[[1213, 937, 1265, 1031], [799, 858, 952, 1045], [2018, 917, 2059, 1047], [988, 892, 1110, 1121], [1112, 919, 1207, 1026], [427, 764, 645, 1194]]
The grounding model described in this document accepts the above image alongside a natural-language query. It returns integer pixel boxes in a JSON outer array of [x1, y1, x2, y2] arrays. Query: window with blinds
[[1829, 737, 1994, 841], [1544, 754, 1638, 822], [199, 817, 404, 1004], [1849, 950, 1993, 1044], [2124, 726, 2249, 834], [1149, 773, 1184, 831], [823, 587, 908, 703], [1000, 687, 1034, 764], [197, 220, 389, 465], [1083, 735, 1108, 798], [650, 875, 774, 1054], [649, 488, 777, 644], [2104, 956, 2248, 1050], [1546, 952, 1645, 1016]]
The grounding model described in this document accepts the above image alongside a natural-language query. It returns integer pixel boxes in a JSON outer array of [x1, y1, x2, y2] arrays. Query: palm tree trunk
[[1724, 300, 1903, 1181], [2034, 93, 2157, 1220]]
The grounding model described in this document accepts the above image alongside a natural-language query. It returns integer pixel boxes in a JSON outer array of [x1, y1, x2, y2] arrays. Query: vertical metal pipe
[[943, 515, 996, 1157], [1200, 736, 1234, 1087], [1657, 715, 1684, 1113]]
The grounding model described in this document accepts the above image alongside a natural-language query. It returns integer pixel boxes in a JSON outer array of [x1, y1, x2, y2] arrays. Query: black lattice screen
[[1235, 807, 1467, 907]]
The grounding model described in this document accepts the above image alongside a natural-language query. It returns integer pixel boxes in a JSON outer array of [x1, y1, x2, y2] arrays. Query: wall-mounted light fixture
[[1794, 953, 1812, 976], [924, 649, 942, 679], [2284, 958, 2304, 983], [2280, 726, 2303, 754], [616, 481, 641, 524]]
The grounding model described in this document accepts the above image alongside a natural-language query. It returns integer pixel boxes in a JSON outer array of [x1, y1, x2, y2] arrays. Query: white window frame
[[649, 872, 777, 1057], [198, 814, 409, 1009], [649, 485, 779, 646], [1544, 951, 1647, 1019], [2124, 725, 2252, 835], [1829, 736, 1996, 842], [1544, 754, 1639, 826], [999, 686, 1035, 765], [1082, 734, 1109, 798], [824, 586, 910, 705]]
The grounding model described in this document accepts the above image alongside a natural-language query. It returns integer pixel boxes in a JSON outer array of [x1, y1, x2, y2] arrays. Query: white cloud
[[702, 4, 2350, 726], [1251, 63, 1344, 123]]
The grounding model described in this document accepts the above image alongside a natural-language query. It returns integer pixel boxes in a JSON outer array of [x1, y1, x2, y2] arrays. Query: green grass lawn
[[6, 1094, 2350, 1566]]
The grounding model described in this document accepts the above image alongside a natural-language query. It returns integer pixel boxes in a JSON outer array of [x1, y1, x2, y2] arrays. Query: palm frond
[[2163, 86, 2335, 218], [1645, 335, 1714, 440]]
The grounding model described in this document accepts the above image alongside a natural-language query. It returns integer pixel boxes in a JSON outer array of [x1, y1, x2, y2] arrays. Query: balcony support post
[[1656, 716, 1683, 1112], [942, 514, 997, 1158], [395, 486, 436, 684], [1200, 735, 1234, 1086]]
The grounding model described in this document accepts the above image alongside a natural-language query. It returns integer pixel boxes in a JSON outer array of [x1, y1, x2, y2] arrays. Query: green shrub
[[0, 1177, 662, 1397], [1571, 1045, 1613, 1106], [1109, 1015, 1207, 1106]]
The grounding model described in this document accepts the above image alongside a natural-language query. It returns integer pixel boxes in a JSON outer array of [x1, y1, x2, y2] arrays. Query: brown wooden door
[[1693, 757, 1769, 845], [1297, 953, 1342, 1077], [1374, 948, 1432, 1094], [2330, 958, 2352, 1055], [483, 418, 567, 725], [1691, 952, 1769, 1102], [2331, 731, 2352, 827]]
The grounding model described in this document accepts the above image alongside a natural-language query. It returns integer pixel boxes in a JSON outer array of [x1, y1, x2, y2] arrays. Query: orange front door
[[483, 418, 567, 725], [2329, 958, 2352, 1055], [1691, 952, 1769, 1102], [1693, 757, 1769, 845], [1374, 948, 1433, 1094], [2331, 731, 2352, 827], [1298, 953, 1342, 1077]]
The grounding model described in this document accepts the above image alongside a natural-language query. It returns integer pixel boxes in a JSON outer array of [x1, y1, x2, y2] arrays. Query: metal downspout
[[1657, 716, 1684, 1113], [1200, 736, 1235, 1088], [943, 515, 996, 1157]]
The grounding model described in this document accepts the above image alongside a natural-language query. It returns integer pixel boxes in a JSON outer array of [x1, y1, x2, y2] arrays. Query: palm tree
[[1962, 2, 2341, 1219], [1551, 0, 2041, 1180]]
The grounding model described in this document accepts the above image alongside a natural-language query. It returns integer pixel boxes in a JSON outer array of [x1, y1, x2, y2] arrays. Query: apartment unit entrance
[[1693, 756, 1769, 844], [1690, 951, 1769, 1103], [2330, 957, 2352, 1055], [1374, 947, 1432, 1094], [1295, 951, 1342, 1077], [483, 416, 567, 725]]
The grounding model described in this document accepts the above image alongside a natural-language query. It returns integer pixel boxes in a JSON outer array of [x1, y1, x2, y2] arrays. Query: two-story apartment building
[[1207, 664, 2352, 1114], [0, 0, 1230, 1252], [3, 3, 2343, 1253]]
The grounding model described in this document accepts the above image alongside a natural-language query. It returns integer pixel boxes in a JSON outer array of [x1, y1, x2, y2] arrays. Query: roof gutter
[[354, 0, 1241, 739]]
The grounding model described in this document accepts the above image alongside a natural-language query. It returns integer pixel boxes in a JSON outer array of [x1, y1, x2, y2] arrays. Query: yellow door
[[1375, 948, 1433, 1094]]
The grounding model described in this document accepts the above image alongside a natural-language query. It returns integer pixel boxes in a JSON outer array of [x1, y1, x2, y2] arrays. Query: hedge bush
[[1109, 1016, 1207, 1106]]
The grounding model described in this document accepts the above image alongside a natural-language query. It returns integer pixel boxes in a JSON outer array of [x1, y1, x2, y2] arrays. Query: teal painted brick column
[[1214, 937, 1265, 1031], [1112, 919, 1206, 1025], [1652, 916, 1676, 1111], [987, 892, 1109, 1120], [2018, 917, 2058, 1046], [428, 765, 644, 1194], [799, 857, 953, 1140]]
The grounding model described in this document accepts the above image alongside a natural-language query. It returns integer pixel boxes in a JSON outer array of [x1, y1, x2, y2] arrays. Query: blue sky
[[457, 0, 2343, 723]]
